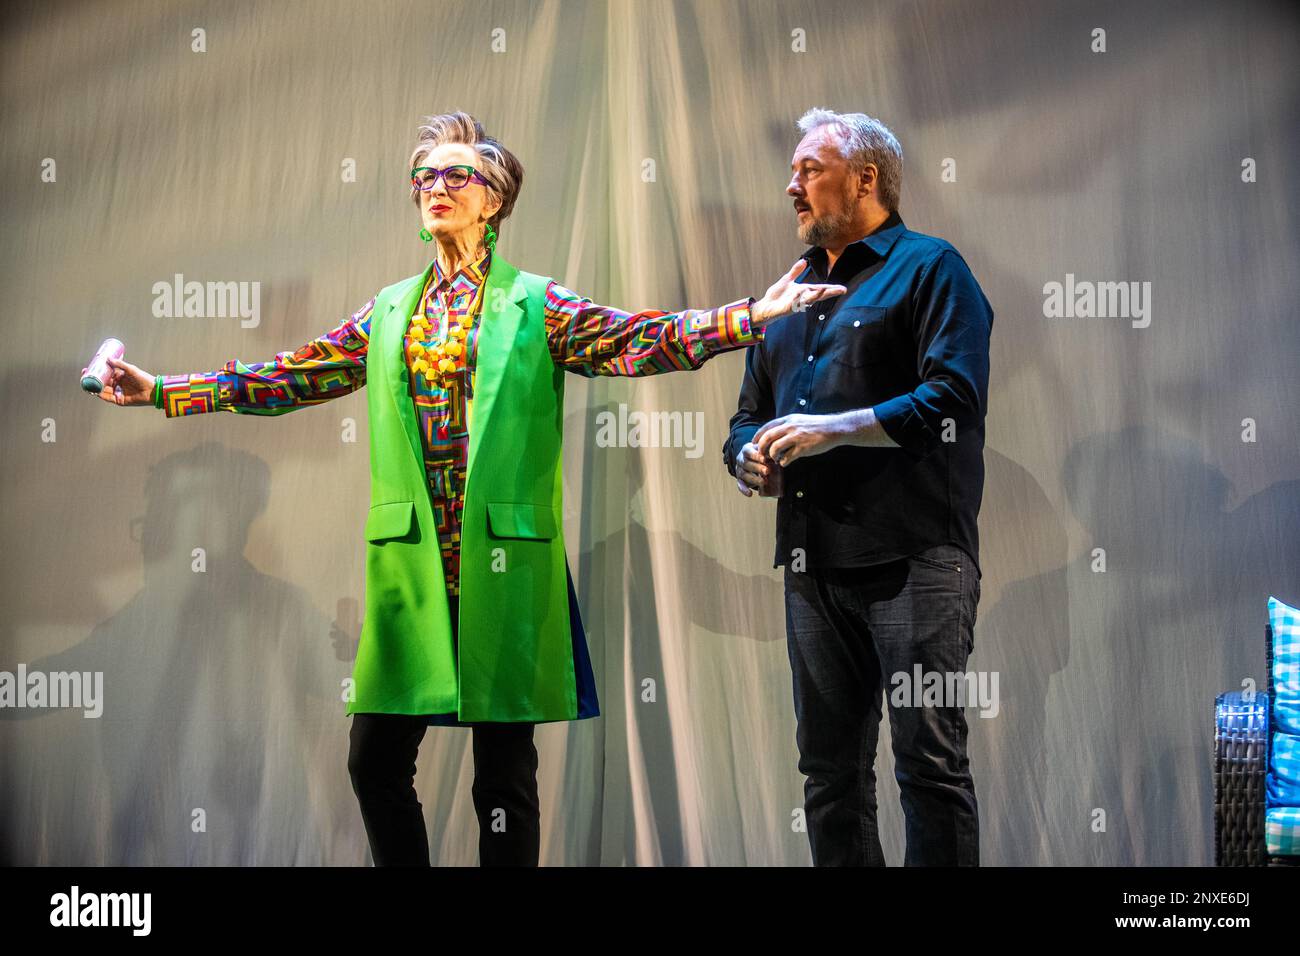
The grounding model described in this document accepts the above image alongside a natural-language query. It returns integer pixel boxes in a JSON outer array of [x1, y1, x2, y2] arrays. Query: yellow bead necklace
[[405, 270, 486, 389]]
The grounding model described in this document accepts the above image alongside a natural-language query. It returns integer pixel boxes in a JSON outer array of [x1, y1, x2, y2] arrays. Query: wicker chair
[[1214, 604, 1300, 866]]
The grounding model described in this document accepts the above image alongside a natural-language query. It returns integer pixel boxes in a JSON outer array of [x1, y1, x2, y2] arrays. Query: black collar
[[801, 209, 906, 278]]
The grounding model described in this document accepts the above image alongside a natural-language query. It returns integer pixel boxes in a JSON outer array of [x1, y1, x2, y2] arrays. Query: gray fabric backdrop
[[2, 0, 1297, 865]]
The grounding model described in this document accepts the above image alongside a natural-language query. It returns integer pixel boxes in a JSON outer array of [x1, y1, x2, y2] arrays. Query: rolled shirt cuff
[[870, 394, 937, 459], [723, 422, 762, 476]]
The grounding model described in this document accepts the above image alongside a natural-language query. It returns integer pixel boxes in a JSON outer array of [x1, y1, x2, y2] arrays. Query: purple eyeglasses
[[410, 165, 490, 192]]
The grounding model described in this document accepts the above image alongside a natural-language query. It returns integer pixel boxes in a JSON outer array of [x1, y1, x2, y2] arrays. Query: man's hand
[[754, 413, 857, 467], [752, 259, 847, 327], [734, 441, 784, 498]]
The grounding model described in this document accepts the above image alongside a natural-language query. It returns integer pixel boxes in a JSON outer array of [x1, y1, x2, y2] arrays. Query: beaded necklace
[[405, 254, 488, 389]]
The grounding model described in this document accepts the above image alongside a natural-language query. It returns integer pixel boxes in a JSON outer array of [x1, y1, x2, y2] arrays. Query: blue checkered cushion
[[1265, 596, 1300, 859], [1269, 724, 1300, 803], [1266, 806, 1300, 857], [1271, 597, 1300, 735]]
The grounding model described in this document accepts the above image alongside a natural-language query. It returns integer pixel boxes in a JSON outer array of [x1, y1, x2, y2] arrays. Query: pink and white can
[[81, 338, 126, 393]]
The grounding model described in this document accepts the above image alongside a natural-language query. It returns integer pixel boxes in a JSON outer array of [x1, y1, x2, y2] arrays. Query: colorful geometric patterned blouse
[[158, 251, 760, 597]]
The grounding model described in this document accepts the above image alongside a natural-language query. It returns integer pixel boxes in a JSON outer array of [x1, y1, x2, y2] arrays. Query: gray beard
[[797, 205, 856, 249]]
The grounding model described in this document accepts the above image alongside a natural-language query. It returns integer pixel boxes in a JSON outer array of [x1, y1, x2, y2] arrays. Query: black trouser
[[347, 714, 540, 866], [346, 594, 540, 867], [783, 543, 982, 866]]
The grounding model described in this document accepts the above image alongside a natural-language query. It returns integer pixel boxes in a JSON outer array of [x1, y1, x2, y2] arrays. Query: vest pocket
[[365, 500, 415, 541], [487, 501, 558, 540]]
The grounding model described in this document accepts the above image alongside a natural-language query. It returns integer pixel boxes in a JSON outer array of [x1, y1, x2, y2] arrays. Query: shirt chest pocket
[[826, 306, 890, 369]]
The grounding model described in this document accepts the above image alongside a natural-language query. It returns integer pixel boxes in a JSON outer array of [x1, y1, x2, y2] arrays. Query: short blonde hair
[[407, 111, 524, 230]]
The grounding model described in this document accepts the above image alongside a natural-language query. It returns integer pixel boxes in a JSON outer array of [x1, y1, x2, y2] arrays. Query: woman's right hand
[[91, 355, 156, 407]]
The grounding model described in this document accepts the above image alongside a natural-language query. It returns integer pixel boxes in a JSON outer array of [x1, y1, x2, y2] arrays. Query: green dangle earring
[[418, 221, 494, 250]]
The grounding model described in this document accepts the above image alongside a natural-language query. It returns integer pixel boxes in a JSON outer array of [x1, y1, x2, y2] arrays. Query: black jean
[[783, 543, 981, 866], [346, 595, 540, 866]]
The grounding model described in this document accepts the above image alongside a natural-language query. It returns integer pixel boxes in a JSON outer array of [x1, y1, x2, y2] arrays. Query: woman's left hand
[[752, 259, 847, 326]]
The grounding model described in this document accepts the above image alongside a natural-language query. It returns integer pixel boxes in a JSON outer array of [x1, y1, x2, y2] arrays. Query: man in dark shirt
[[724, 108, 994, 866]]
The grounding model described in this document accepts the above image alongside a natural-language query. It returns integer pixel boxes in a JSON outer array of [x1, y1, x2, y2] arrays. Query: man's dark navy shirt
[[723, 211, 994, 573]]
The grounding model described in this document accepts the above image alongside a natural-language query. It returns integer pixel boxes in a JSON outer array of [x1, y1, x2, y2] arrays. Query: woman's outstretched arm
[[156, 297, 375, 417], [543, 261, 843, 377], [543, 282, 760, 378]]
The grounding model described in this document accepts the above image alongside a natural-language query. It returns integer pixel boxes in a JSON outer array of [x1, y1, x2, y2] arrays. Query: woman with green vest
[[91, 110, 845, 866]]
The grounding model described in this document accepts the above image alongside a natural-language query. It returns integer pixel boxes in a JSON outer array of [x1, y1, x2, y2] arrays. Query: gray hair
[[407, 111, 524, 230], [796, 108, 903, 213]]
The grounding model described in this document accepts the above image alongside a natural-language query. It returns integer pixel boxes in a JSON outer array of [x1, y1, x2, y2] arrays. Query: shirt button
[[795, 491, 804, 498], [853, 320, 861, 327], [818, 314, 825, 321], [798, 398, 807, 406], [807, 355, 814, 362]]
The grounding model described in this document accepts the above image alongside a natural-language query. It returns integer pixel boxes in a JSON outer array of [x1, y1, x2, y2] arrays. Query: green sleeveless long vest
[[345, 254, 580, 723]]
